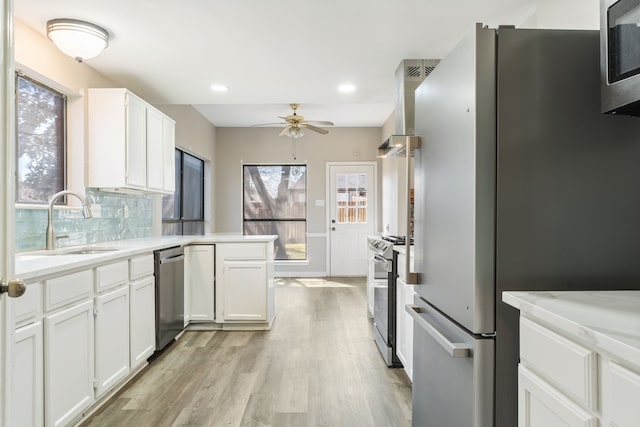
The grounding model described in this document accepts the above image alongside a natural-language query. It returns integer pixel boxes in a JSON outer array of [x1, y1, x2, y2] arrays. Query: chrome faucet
[[45, 190, 92, 250]]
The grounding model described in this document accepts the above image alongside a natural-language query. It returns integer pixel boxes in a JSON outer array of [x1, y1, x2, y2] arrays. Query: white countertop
[[503, 291, 640, 370], [15, 234, 277, 281]]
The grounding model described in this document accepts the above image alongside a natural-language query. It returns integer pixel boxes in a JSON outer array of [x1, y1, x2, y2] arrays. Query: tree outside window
[[243, 165, 307, 260], [15, 74, 66, 204]]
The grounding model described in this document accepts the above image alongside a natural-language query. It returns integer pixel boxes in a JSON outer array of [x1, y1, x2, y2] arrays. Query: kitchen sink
[[63, 248, 120, 255]]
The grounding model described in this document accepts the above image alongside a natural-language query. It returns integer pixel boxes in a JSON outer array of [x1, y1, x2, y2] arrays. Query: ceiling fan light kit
[[252, 103, 334, 139], [47, 18, 109, 62]]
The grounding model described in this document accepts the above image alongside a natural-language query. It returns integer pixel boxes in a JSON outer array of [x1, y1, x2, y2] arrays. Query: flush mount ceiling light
[[210, 84, 229, 92], [338, 83, 356, 93], [47, 18, 109, 62]]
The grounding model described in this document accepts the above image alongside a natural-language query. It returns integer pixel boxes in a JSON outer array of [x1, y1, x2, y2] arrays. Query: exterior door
[[327, 163, 376, 276], [1, 1, 15, 425]]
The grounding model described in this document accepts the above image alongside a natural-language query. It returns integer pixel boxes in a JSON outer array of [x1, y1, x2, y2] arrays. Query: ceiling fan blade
[[302, 124, 329, 134], [278, 127, 291, 137], [251, 122, 288, 127], [305, 120, 334, 126]]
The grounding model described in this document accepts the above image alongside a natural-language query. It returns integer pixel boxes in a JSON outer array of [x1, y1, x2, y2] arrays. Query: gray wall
[[215, 127, 382, 276]]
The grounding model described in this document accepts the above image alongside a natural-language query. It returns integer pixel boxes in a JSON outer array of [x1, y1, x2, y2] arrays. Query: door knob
[[0, 278, 26, 298], [331, 219, 336, 223]]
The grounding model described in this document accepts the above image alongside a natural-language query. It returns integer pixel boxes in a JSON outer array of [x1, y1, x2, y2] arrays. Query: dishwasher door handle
[[159, 254, 185, 264]]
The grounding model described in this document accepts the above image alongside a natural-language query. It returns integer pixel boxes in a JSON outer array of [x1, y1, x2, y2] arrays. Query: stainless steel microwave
[[601, 0, 640, 116]]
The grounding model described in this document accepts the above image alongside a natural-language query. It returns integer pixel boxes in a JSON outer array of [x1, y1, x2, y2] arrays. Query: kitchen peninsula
[[12, 234, 276, 427]]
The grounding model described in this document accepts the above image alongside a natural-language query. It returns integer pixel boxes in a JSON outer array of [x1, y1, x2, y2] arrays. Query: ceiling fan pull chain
[[292, 139, 297, 160]]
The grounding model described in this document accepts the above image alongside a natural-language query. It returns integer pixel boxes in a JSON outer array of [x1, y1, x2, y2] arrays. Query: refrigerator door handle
[[406, 304, 472, 358]]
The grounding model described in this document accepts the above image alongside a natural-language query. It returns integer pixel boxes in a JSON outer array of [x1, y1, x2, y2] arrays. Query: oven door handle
[[406, 304, 472, 358], [373, 254, 389, 265]]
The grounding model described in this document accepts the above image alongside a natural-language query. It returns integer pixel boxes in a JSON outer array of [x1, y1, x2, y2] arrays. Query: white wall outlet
[[90, 204, 101, 218], [123, 205, 129, 218], [315, 199, 325, 207]]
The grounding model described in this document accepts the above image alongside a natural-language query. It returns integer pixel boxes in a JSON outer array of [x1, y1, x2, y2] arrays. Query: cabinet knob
[[0, 278, 26, 298]]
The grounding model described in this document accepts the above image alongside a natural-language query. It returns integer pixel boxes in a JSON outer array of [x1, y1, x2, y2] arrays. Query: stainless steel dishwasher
[[154, 246, 185, 351]]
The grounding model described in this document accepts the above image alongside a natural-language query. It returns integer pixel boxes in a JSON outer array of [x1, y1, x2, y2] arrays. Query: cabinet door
[[518, 365, 597, 427], [44, 300, 94, 427], [187, 245, 215, 322], [95, 287, 130, 397], [162, 116, 176, 193], [125, 93, 147, 188], [14, 322, 43, 427], [221, 261, 267, 321], [396, 277, 407, 367], [130, 277, 156, 369], [601, 360, 640, 427], [146, 107, 164, 191]]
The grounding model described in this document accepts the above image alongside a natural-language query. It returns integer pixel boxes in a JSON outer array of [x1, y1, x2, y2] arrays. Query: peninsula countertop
[[15, 234, 277, 281]]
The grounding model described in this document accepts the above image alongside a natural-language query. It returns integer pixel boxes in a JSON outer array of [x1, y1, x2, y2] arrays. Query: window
[[15, 74, 66, 204], [243, 165, 307, 260], [162, 149, 205, 235], [335, 172, 368, 223]]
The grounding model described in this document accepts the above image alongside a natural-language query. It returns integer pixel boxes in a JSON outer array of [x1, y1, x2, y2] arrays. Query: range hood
[[378, 59, 440, 158]]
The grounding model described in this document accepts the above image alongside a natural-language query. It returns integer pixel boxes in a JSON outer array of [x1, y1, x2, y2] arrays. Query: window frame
[[242, 163, 308, 261], [15, 72, 67, 205], [162, 148, 205, 235]]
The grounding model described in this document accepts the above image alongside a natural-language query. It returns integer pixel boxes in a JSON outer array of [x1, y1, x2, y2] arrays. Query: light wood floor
[[82, 277, 412, 427]]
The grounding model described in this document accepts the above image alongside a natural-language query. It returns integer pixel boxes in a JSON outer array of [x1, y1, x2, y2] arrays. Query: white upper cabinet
[[162, 115, 176, 193], [145, 107, 164, 192], [87, 88, 175, 194]]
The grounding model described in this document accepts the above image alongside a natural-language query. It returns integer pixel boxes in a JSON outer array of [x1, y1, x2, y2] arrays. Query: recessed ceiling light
[[210, 84, 229, 92], [338, 83, 356, 93]]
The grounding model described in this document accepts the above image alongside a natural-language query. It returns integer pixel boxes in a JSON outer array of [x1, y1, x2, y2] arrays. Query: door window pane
[[335, 172, 367, 223], [243, 165, 307, 260], [16, 75, 66, 204]]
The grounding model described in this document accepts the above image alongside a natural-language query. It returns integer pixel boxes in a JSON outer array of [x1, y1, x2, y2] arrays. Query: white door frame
[[325, 161, 377, 276], [0, 0, 15, 425]]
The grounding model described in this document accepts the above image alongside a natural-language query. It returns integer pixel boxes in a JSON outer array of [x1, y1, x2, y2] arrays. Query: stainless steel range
[[367, 235, 403, 367]]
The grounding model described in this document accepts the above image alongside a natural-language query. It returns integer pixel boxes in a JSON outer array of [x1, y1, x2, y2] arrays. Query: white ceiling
[[14, 0, 536, 128]]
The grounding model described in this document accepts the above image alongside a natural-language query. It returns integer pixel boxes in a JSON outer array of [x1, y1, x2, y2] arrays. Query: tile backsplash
[[15, 189, 153, 253]]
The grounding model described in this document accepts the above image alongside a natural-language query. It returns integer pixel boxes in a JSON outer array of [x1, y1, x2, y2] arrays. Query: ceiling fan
[[253, 104, 334, 139]]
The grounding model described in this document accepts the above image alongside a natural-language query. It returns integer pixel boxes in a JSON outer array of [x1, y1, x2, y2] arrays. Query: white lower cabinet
[[186, 244, 215, 322], [518, 365, 597, 427], [14, 321, 43, 427], [395, 276, 414, 381], [220, 260, 267, 321], [44, 299, 95, 427], [130, 277, 156, 368], [95, 286, 130, 397], [514, 309, 640, 427], [215, 242, 275, 325]]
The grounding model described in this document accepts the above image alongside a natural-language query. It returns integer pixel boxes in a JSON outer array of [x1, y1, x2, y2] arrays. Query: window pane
[[243, 165, 307, 260], [162, 222, 183, 236], [16, 75, 65, 203], [183, 221, 204, 235], [244, 220, 306, 260], [243, 165, 306, 220], [182, 152, 204, 220]]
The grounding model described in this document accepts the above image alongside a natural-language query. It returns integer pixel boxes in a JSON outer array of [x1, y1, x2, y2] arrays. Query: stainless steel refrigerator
[[410, 24, 640, 427]]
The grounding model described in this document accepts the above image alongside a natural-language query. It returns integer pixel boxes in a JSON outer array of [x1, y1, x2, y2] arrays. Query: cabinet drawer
[[220, 243, 266, 260], [130, 254, 154, 281], [601, 360, 640, 427], [96, 260, 129, 292], [44, 270, 93, 312], [520, 316, 597, 410], [13, 281, 42, 328]]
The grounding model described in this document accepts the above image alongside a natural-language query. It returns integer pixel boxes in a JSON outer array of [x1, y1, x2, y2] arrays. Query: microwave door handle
[[406, 304, 472, 358]]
